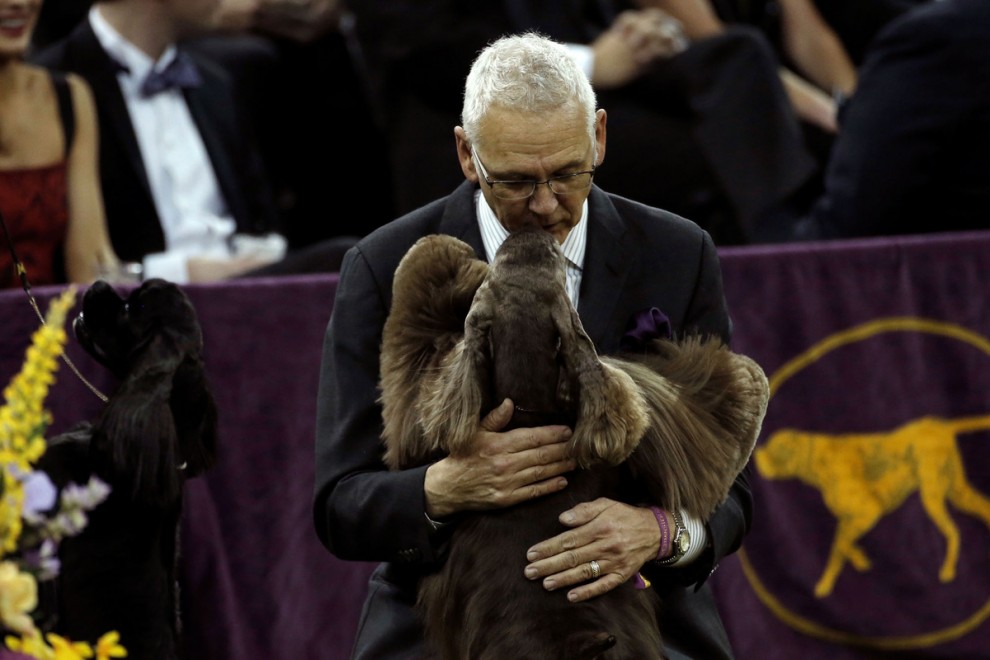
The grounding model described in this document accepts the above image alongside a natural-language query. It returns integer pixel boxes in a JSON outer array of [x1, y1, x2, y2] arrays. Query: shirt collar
[[476, 190, 588, 271], [89, 6, 179, 89]]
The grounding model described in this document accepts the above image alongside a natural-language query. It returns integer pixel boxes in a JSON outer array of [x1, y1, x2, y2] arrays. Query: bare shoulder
[[62, 72, 98, 110]]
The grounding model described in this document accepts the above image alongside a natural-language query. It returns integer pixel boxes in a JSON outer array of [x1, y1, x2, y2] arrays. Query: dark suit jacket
[[313, 181, 750, 659], [800, 0, 990, 239], [33, 21, 280, 262]]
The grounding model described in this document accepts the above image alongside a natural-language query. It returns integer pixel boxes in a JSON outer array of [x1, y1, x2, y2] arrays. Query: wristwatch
[[657, 509, 691, 565]]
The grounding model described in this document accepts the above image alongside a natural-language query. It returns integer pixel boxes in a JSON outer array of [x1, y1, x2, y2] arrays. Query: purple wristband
[[648, 506, 670, 561]]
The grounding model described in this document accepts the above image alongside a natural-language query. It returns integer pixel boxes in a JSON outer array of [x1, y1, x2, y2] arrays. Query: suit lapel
[[438, 181, 486, 259], [578, 187, 635, 351], [182, 75, 246, 230], [70, 24, 155, 205]]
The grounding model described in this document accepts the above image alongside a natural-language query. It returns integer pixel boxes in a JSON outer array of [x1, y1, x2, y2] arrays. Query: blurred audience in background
[[347, 0, 829, 246], [1, 0, 121, 290], [637, 0, 856, 176], [206, 0, 396, 246], [753, 0, 990, 241], [21, 0, 987, 254]]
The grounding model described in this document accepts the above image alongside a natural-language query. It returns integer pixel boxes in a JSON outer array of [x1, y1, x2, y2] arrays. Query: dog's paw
[[571, 362, 649, 467]]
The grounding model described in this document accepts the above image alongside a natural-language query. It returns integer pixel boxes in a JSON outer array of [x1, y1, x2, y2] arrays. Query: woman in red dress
[[0, 0, 120, 289]]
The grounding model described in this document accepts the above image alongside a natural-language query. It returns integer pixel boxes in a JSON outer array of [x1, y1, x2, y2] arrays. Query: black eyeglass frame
[[471, 146, 596, 200]]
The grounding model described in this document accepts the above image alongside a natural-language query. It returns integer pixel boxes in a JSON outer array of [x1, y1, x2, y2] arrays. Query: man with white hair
[[314, 32, 750, 659]]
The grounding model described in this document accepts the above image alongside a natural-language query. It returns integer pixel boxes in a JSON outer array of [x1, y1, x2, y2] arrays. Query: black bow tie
[[140, 53, 203, 97]]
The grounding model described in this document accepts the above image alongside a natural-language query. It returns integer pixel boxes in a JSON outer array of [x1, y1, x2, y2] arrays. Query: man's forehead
[[478, 110, 593, 168]]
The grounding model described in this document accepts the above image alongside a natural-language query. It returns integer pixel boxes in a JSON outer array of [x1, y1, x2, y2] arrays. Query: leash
[[0, 208, 108, 403]]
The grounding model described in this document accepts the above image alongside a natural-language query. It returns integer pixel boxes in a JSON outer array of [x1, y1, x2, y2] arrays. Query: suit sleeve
[[808, 12, 972, 238], [312, 246, 441, 564]]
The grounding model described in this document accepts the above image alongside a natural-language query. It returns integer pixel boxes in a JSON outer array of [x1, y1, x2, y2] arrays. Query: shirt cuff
[[142, 251, 191, 284], [676, 509, 708, 565]]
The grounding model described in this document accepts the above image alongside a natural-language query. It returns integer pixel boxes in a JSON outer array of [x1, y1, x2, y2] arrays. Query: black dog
[[37, 279, 218, 659]]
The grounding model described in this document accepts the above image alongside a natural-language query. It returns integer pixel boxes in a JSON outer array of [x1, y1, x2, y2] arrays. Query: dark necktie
[[140, 53, 203, 98]]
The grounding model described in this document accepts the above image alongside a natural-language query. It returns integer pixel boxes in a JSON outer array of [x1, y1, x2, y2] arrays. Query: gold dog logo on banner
[[756, 416, 990, 598], [739, 317, 990, 650]]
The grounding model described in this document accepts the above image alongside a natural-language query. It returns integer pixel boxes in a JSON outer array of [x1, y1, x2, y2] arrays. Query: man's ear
[[594, 109, 607, 167], [454, 126, 479, 182]]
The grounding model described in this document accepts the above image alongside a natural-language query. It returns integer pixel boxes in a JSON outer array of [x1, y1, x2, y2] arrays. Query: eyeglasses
[[472, 146, 595, 200]]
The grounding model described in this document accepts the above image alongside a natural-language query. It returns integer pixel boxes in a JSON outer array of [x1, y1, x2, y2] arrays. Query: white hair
[[461, 32, 598, 148]]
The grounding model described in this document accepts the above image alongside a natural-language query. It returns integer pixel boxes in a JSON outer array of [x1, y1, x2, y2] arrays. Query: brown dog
[[380, 229, 769, 658]]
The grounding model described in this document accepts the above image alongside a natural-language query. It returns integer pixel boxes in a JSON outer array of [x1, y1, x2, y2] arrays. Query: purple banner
[[2, 229, 989, 658], [713, 231, 990, 659]]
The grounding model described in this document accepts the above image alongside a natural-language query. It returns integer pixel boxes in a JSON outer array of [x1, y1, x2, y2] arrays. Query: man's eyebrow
[[494, 158, 588, 179]]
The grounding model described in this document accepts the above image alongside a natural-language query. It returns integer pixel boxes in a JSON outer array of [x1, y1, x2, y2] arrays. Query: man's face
[[456, 106, 607, 245]]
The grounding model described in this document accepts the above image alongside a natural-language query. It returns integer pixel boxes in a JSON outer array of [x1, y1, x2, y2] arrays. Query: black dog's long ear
[[169, 354, 218, 478], [92, 334, 189, 507]]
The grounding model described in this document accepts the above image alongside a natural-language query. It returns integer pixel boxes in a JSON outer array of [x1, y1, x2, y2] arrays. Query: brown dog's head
[[74, 279, 218, 506]]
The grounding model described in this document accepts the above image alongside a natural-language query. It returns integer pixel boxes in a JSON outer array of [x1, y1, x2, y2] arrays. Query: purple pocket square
[[621, 307, 672, 352]]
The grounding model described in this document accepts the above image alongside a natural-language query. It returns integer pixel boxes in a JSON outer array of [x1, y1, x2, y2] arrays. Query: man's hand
[[523, 499, 660, 602], [423, 400, 577, 519], [591, 8, 688, 89]]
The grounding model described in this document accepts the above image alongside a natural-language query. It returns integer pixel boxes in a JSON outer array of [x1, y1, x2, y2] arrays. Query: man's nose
[[527, 181, 559, 214]]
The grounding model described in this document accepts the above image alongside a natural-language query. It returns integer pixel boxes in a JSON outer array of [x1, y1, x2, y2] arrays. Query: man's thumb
[[480, 398, 513, 432]]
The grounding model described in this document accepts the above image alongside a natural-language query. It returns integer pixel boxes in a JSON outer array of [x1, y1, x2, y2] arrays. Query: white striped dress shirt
[[475, 190, 587, 307]]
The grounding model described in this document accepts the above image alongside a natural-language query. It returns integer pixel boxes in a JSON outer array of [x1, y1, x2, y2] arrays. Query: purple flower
[[620, 307, 672, 352], [20, 470, 57, 517]]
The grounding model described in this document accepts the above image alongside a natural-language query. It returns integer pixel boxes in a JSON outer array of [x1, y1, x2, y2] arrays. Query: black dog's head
[[75, 279, 218, 506]]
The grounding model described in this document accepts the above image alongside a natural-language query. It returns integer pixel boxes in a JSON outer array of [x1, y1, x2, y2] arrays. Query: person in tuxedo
[[32, 0, 288, 283], [313, 32, 751, 659], [346, 0, 818, 246], [754, 0, 990, 241]]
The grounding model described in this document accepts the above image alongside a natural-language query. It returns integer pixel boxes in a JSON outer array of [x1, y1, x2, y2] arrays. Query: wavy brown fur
[[378, 232, 769, 658], [605, 337, 769, 519]]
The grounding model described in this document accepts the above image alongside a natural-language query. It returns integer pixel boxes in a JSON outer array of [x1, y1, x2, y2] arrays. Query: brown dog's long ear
[[92, 334, 188, 507], [608, 336, 769, 518], [379, 235, 489, 469], [552, 300, 648, 467], [418, 284, 494, 457]]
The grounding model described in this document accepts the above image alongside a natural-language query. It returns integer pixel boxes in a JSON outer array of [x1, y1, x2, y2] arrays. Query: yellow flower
[[6, 629, 55, 660], [46, 633, 93, 660], [0, 289, 75, 558], [93, 631, 127, 659], [0, 560, 39, 635]]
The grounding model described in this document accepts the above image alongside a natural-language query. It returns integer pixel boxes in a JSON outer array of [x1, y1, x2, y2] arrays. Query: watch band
[[656, 508, 690, 566], [424, 511, 450, 532]]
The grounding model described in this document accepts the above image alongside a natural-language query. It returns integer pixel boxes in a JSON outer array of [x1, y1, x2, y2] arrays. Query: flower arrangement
[[0, 289, 126, 660]]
